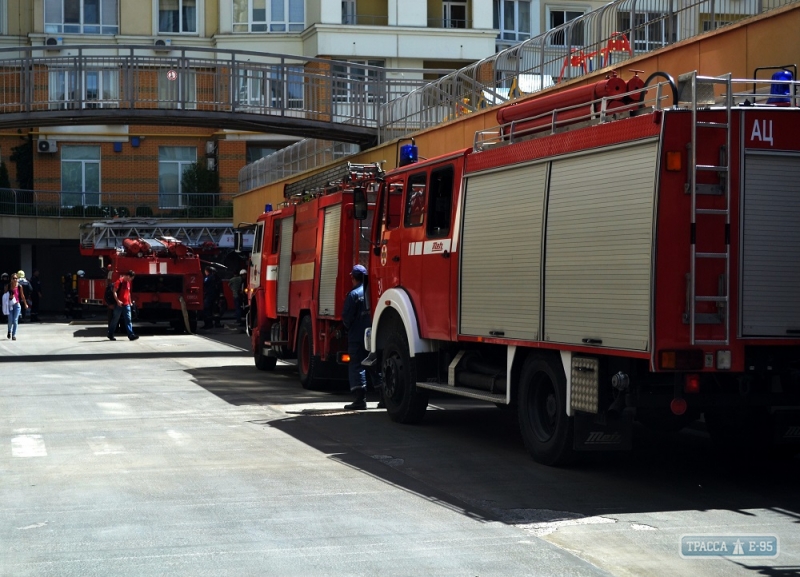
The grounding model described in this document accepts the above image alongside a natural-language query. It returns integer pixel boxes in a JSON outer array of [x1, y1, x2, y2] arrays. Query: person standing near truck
[[107, 270, 139, 341], [342, 264, 376, 410], [228, 269, 245, 326]]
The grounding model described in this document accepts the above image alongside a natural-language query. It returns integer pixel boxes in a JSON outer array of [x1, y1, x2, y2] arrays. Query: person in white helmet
[[228, 268, 246, 326], [16, 270, 32, 323]]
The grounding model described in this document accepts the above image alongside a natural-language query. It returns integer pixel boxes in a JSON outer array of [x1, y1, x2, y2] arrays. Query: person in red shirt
[[107, 270, 139, 341]]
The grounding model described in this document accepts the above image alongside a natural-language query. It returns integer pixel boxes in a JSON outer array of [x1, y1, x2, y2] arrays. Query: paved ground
[[2, 320, 799, 576]]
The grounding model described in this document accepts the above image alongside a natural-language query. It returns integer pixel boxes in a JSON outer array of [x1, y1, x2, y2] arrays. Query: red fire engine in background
[[244, 163, 382, 388], [356, 69, 800, 465], [79, 220, 244, 332]]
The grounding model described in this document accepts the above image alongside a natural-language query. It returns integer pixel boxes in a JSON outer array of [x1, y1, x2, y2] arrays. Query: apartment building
[[0, 1, 502, 217]]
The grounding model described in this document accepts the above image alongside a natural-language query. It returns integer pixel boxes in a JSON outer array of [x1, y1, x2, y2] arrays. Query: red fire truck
[[246, 163, 382, 388], [79, 220, 243, 332], [360, 70, 800, 465]]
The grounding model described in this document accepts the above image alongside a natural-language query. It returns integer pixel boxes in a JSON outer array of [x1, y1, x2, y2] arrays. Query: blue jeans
[[7, 303, 21, 337], [109, 305, 135, 338]]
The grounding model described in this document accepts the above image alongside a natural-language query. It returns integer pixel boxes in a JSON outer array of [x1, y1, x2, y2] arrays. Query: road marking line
[[11, 434, 47, 457]]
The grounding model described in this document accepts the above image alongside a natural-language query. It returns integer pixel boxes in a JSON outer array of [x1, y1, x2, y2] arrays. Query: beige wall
[[120, 0, 153, 36], [206, 0, 220, 37], [359, 0, 389, 22], [233, 3, 800, 226], [7, 0, 33, 36]]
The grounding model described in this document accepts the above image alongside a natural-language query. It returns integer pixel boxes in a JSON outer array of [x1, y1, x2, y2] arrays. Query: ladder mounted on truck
[[283, 162, 384, 202], [679, 71, 733, 346], [79, 219, 238, 253]]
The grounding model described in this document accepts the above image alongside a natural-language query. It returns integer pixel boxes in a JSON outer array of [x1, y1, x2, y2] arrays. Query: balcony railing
[[0, 189, 233, 219], [341, 14, 389, 26]]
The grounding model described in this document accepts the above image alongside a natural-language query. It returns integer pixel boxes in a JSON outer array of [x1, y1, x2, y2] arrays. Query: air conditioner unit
[[205, 140, 216, 155], [153, 38, 172, 51], [206, 157, 217, 171], [45, 37, 63, 48], [38, 139, 58, 153]]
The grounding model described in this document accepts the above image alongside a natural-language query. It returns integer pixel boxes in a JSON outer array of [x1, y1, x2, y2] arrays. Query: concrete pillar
[[472, 0, 495, 29], [389, 0, 426, 27], [318, 0, 341, 25]]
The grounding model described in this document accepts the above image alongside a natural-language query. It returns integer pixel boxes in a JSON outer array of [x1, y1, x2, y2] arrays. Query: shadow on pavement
[[187, 359, 800, 528]]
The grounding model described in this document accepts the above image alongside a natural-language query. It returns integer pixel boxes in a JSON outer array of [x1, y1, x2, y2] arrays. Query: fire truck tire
[[297, 316, 326, 389], [517, 355, 573, 466], [254, 338, 278, 371], [382, 328, 428, 424]]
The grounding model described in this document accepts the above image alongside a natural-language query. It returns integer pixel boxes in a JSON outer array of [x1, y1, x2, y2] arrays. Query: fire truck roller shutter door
[[741, 151, 800, 337], [276, 215, 294, 314], [460, 162, 547, 340], [318, 204, 342, 317], [544, 140, 658, 351]]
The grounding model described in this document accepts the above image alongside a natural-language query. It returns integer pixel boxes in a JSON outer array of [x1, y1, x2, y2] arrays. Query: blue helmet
[[351, 264, 367, 276]]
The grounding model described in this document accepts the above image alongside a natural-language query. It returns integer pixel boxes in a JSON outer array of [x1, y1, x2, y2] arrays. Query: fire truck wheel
[[297, 316, 325, 389], [254, 337, 277, 371], [382, 328, 428, 424], [517, 355, 573, 466]]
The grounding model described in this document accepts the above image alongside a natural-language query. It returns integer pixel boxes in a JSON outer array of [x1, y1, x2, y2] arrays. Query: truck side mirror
[[234, 231, 243, 253], [353, 187, 368, 221]]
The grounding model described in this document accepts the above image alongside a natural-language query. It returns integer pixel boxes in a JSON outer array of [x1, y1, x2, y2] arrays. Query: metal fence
[[379, 0, 798, 141], [0, 45, 441, 143], [0, 190, 234, 219]]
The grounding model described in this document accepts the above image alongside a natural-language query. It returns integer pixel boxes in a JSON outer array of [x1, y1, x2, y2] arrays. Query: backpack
[[104, 283, 116, 306]]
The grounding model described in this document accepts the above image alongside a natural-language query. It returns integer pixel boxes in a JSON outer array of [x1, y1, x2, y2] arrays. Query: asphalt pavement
[[1, 319, 799, 576]]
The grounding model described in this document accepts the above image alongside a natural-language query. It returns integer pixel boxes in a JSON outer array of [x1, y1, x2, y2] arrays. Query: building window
[[269, 66, 303, 109], [232, 0, 304, 33], [404, 173, 426, 228], [443, 1, 467, 28], [332, 60, 384, 104], [494, 1, 530, 43], [49, 69, 119, 109], [158, 0, 197, 33], [158, 69, 196, 109], [235, 66, 303, 109], [619, 12, 675, 52], [62, 146, 101, 207], [45, 0, 118, 34], [158, 146, 196, 208], [341, 0, 356, 25], [549, 9, 585, 46], [236, 68, 265, 107]]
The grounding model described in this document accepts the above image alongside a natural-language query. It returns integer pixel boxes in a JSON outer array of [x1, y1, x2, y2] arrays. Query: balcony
[[0, 189, 234, 220]]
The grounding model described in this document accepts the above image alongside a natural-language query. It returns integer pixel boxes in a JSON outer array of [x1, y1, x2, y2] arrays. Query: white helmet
[[239, 269, 247, 275], [77, 270, 85, 277]]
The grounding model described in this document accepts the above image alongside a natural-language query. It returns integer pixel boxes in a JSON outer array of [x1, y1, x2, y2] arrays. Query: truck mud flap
[[773, 411, 800, 445], [573, 409, 633, 452]]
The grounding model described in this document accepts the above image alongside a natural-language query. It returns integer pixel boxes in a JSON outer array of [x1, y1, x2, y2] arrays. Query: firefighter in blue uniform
[[342, 264, 381, 410]]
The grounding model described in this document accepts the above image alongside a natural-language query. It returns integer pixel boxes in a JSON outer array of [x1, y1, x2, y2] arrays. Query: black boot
[[344, 388, 367, 410]]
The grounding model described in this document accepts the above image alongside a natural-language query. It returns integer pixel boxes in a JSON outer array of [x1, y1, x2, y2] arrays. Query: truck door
[[374, 176, 404, 298], [401, 165, 455, 339], [249, 222, 264, 291]]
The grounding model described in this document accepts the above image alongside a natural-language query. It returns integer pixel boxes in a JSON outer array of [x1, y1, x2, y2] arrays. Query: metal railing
[[0, 189, 234, 219], [379, 0, 799, 141], [239, 140, 360, 193], [341, 14, 389, 26], [0, 44, 444, 144]]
